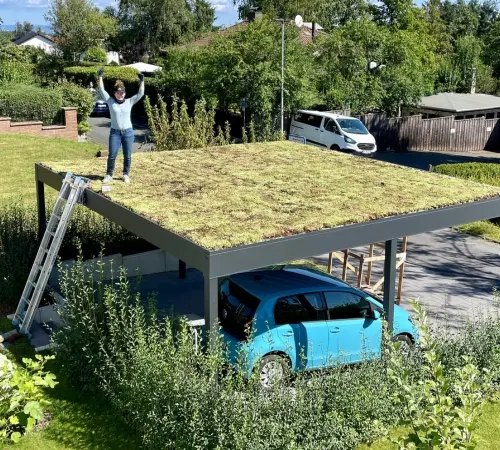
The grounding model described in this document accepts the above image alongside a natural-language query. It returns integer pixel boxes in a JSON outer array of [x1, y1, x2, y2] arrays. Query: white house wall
[[20, 36, 57, 54]]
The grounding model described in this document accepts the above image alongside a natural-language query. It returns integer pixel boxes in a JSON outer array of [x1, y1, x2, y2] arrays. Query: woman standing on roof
[[97, 67, 145, 184]]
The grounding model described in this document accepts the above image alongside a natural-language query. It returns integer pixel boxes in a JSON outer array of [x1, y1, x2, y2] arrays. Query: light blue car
[[219, 265, 417, 386]]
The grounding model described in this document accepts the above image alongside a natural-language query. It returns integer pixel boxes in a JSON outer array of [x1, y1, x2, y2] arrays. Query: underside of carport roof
[[36, 142, 500, 328]]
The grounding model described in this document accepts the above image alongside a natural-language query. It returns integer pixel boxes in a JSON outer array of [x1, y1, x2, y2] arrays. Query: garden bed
[[44, 142, 500, 250]]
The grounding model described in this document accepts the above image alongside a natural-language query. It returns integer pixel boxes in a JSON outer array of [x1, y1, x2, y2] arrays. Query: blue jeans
[[107, 128, 134, 176]]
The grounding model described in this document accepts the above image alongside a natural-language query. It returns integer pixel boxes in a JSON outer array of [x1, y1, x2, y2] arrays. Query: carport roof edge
[[36, 142, 500, 276]]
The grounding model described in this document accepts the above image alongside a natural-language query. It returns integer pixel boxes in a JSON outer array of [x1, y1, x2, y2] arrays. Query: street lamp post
[[275, 19, 285, 135]]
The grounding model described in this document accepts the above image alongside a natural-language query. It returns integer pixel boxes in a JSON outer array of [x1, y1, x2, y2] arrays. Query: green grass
[[0, 134, 102, 205], [433, 162, 500, 244], [457, 221, 500, 243], [44, 142, 500, 250], [1, 338, 141, 450], [357, 399, 500, 449]]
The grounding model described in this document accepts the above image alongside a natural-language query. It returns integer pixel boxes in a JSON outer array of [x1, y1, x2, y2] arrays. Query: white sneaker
[[103, 175, 113, 183], [123, 175, 131, 184]]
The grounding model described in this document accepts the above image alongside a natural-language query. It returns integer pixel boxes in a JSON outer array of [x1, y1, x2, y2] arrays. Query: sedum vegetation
[[45, 142, 500, 249]]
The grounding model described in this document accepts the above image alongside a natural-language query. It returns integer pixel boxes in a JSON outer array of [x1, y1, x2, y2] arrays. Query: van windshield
[[337, 119, 369, 135]]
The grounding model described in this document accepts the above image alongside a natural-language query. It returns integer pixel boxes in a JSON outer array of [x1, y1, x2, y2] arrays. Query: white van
[[289, 110, 377, 155]]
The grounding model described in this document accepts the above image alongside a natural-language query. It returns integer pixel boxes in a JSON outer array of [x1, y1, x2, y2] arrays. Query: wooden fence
[[359, 114, 500, 153]]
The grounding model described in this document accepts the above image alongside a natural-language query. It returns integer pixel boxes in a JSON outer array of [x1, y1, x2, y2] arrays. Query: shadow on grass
[[4, 338, 142, 450]]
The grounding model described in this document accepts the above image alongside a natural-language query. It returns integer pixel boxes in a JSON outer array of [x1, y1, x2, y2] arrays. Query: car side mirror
[[372, 310, 381, 320]]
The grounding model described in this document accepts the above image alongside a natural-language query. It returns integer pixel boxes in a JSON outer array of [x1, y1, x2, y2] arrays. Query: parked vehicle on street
[[91, 95, 110, 117], [289, 110, 377, 155], [219, 265, 416, 387]]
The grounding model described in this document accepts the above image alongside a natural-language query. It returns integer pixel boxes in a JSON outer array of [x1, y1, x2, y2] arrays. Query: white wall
[[20, 36, 57, 54], [106, 51, 120, 64]]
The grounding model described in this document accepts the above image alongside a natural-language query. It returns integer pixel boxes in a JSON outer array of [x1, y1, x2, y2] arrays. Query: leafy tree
[[317, 17, 436, 114], [440, 0, 479, 41], [14, 21, 34, 39], [484, 20, 500, 76], [424, 0, 453, 55], [160, 16, 319, 133], [470, 0, 498, 38], [45, 0, 117, 60], [233, 0, 325, 21], [205, 17, 319, 127], [318, 0, 372, 29], [114, 0, 215, 62]]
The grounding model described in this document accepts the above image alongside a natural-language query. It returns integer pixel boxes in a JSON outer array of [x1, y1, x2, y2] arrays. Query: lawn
[[0, 134, 102, 205], [357, 399, 500, 449], [432, 162, 500, 243], [44, 142, 500, 250], [0, 321, 141, 450]]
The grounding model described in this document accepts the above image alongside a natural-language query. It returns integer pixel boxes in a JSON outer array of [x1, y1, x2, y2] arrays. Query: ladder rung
[[15, 172, 88, 335]]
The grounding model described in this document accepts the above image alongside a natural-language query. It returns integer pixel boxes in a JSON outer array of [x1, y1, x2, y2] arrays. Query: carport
[[35, 142, 500, 329]]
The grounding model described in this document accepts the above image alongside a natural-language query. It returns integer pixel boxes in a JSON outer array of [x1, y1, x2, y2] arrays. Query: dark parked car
[[92, 98, 110, 117]]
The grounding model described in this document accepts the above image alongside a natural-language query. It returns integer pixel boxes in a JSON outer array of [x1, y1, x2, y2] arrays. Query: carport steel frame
[[36, 163, 500, 330]]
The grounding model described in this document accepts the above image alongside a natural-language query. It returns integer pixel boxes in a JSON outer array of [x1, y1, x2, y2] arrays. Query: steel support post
[[383, 239, 397, 331], [36, 179, 47, 240], [204, 275, 219, 332], [179, 260, 187, 279]]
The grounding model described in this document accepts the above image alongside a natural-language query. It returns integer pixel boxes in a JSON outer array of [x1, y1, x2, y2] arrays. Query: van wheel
[[330, 145, 341, 152], [257, 354, 289, 389]]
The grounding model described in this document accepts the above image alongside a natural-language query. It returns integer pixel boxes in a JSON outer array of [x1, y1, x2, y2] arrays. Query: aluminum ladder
[[12, 173, 88, 336]]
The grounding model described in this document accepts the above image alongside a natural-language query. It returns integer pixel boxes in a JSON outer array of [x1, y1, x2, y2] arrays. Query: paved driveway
[[374, 149, 500, 170], [312, 229, 500, 328], [88, 116, 153, 152]]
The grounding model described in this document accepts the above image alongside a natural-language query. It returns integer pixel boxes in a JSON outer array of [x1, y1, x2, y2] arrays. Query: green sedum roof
[[44, 142, 500, 250]]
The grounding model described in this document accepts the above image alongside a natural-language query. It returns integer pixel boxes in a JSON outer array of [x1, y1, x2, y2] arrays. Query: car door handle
[[330, 327, 340, 334], [282, 331, 294, 337]]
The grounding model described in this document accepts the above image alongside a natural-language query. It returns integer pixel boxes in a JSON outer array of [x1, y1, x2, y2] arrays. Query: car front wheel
[[257, 354, 289, 389]]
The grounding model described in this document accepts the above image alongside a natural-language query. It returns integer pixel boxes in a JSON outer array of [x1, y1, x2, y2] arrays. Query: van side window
[[294, 113, 307, 124], [324, 119, 338, 133], [307, 115, 323, 128]]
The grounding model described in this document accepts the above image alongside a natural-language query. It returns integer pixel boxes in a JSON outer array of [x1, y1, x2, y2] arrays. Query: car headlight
[[344, 136, 357, 144]]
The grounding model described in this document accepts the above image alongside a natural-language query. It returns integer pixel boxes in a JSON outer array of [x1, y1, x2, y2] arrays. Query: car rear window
[[219, 279, 260, 340]]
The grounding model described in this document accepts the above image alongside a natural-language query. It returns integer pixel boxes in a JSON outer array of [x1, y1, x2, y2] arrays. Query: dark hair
[[114, 80, 125, 91]]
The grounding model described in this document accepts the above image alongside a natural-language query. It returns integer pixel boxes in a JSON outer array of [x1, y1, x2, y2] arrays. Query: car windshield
[[337, 119, 369, 135], [219, 279, 260, 340]]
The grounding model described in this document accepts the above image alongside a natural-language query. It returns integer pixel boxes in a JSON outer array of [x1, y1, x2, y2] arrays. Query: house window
[[486, 112, 495, 119], [465, 115, 474, 119]]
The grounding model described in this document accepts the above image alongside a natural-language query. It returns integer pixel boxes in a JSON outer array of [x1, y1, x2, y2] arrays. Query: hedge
[[433, 163, 500, 187], [0, 62, 36, 85], [84, 47, 107, 64], [59, 82, 94, 134], [0, 84, 63, 125], [64, 66, 165, 113]]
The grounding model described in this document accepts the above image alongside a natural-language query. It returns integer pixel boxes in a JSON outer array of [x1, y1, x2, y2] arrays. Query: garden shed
[[36, 142, 500, 329]]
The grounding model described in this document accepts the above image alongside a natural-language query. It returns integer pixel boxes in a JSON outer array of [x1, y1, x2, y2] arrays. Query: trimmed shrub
[[0, 84, 62, 125], [0, 62, 35, 86], [83, 47, 107, 64], [59, 82, 94, 134], [433, 162, 500, 225], [63, 66, 164, 112], [433, 162, 500, 187]]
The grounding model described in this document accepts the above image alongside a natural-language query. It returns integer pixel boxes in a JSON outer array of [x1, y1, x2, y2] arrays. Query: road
[[88, 116, 153, 152]]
